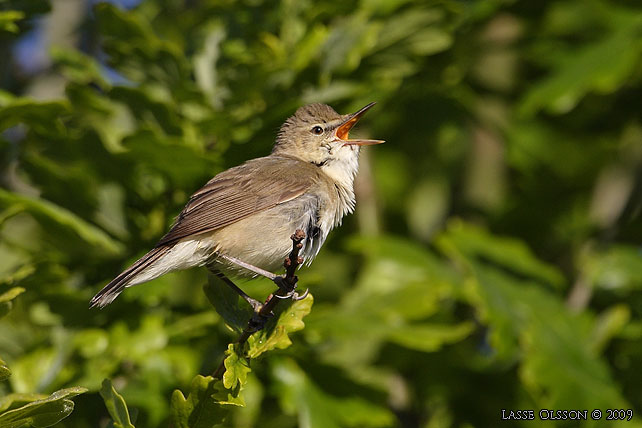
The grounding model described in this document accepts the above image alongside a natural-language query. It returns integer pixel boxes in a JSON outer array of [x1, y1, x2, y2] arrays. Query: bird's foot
[[272, 276, 308, 301]]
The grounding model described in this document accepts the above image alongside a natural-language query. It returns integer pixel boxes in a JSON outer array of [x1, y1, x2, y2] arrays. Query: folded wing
[[158, 155, 313, 244]]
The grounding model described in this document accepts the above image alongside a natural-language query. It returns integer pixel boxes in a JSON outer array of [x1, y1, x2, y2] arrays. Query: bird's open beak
[[335, 102, 385, 146]]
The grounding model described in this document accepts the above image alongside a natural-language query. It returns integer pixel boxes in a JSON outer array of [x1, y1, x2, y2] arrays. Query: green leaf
[[246, 294, 313, 359], [119, 133, 212, 186], [165, 311, 219, 339], [0, 189, 123, 256], [0, 356, 10, 381], [203, 274, 253, 333], [94, 3, 155, 45], [107, 316, 168, 363], [0, 99, 69, 136], [520, 16, 642, 115], [291, 24, 329, 71], [347, 234, 448, 276], [386, 322, 474, 353], [0, 394, 47, 413], [437, 219, 566, 289], [0, 387, 87, 428], [591, 305, 630, 353], [9, 349, 59, 403], [221, 344, 250, 392], [273, 359, 394, 428], [209, 379, 245, 407], [582, 244, 642, 291], [375, 8, 445, 51], [51, 47, 108, 87], [73, 329, 109, 359], [321, 15, 378, 74], [306, 236, 465, 366], [0, 287, 25, 319], [307, 302, 473, 367], [99, 379, 135, 428], [170, 375, 238, 428], [0, 265, 35, 287], [95, 2, 191, 84], [406, 28, 452, 56], [0, 10, 25, 34]]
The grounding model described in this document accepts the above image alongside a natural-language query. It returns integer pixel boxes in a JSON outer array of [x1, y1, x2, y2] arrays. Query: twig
[[212, 230, 306, 379]]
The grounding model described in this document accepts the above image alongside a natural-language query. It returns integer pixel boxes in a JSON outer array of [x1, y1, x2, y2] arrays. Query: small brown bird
[[90, 102, 383, 308]]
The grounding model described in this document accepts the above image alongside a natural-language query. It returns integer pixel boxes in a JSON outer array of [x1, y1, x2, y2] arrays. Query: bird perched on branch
[[90, 102, 383, 309]]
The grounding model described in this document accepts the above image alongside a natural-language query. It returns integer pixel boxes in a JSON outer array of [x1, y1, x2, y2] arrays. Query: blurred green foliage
[[1, 0, 642, 426]]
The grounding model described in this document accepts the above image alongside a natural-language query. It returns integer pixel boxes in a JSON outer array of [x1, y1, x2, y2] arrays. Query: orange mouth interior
[[336, 117, 358, 140]]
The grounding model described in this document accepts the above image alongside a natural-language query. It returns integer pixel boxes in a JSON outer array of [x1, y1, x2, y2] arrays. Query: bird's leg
[[272, 229, 308, 301], [210, 229, 308, 323], [218, 252, 308, 300], [217, 254, 277, 280], [209, 268, 263, 312], [217, 251, 307, 301]]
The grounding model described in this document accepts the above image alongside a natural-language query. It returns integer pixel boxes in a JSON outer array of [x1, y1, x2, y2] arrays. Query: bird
[[90, 102, 383, 309]]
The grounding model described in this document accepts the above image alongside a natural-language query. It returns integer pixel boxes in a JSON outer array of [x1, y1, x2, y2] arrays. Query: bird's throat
[[319, 154, 359, 222]]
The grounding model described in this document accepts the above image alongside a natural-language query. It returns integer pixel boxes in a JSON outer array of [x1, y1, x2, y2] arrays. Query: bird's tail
[[90, 245, 171, 308]]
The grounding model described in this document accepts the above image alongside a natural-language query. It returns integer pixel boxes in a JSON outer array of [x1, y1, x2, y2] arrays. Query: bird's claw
[[274, 288, 309, 301], [274, 291, 294, 300], [293, 288, 309, 301]]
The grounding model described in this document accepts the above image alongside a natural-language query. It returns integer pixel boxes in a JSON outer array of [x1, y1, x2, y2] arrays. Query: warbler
[[90, 102, 383, 308]]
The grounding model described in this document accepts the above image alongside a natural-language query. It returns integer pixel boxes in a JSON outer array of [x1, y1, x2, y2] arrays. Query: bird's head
[[272, 103, 383, 184]]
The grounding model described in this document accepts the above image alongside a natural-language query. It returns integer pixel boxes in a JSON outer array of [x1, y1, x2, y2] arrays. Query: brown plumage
[[157, 156, 316, 245]]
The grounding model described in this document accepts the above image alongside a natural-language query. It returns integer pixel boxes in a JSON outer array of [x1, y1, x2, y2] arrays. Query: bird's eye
[[311, 126, 323, 135]]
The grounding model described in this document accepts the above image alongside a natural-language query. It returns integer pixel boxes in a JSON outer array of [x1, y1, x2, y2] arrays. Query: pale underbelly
[[205, 199, 326, 275]]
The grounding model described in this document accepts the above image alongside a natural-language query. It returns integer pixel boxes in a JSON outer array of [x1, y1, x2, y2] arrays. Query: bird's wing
[[157, 155, 314, 245]]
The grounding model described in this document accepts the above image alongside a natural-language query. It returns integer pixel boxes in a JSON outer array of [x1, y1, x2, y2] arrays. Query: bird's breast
[[208, 192, 323, 273]]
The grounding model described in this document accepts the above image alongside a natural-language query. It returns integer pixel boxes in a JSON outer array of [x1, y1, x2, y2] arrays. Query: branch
[[212, 230, 306, 379]]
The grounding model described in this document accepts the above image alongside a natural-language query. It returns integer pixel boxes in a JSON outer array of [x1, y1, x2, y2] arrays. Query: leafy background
[[1, 0, 642, 426]]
